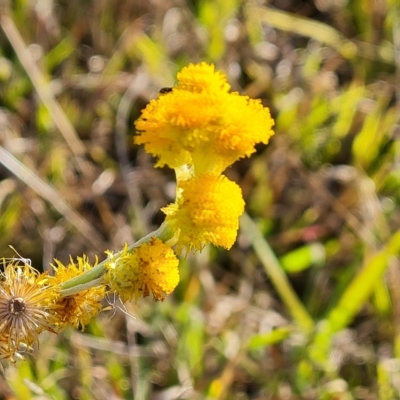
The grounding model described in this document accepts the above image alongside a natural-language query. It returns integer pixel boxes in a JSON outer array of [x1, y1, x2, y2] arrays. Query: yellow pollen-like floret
[[104, 239, 180, 303], [162, 175, 245, 252], [176, 62, 231, 93]]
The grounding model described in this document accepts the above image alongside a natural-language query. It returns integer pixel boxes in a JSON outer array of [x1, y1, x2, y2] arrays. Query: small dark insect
[[159, 87, 173, 94]]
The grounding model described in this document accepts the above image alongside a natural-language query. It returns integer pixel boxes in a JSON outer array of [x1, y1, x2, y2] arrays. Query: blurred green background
[[1, 0, 400, 399]]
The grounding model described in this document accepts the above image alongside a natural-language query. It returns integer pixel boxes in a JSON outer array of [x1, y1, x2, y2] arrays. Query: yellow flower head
[[162, 175, 245, 252], [0, 260, 59, 361], [134, 62, 274, 174], [104, 239, 180, 303], [49, 256, 105, 331], [176, 62, 231, 93]]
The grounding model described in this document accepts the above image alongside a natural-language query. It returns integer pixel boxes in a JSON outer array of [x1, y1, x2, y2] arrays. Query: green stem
[[60, 277, 105, 297], [59, 222, 176, 297], [240, 212, 314, 333]]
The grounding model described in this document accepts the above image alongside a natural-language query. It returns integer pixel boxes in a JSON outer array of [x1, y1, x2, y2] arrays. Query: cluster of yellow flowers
[[135, 63, 274, 251], [0, 63, 274, 361]]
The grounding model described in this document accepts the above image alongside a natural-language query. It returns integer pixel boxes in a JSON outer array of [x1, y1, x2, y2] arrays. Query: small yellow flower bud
[[104, 239, 179, 303]]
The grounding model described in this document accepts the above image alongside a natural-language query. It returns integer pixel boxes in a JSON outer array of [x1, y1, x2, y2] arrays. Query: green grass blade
[[240, 213, 314, 332]]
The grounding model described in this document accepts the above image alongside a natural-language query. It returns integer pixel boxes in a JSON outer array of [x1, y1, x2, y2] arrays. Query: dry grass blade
[[0, 147, 106, 250], [0, 12, 86, 160]]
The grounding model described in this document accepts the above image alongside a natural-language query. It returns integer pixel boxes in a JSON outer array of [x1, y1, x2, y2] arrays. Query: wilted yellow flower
[[104, 239, 179, 302], [162, 175, 245, 252], [49, 256, 105, 331], [134, 62, 274, 175], [0, 260, 59, 361]]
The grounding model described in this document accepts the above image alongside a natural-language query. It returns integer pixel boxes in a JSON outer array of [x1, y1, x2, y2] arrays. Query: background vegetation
[[0, 0, 400, 399]]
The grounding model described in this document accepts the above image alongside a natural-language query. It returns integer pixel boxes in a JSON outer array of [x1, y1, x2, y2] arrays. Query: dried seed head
[[0, 260, 59, 361]]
